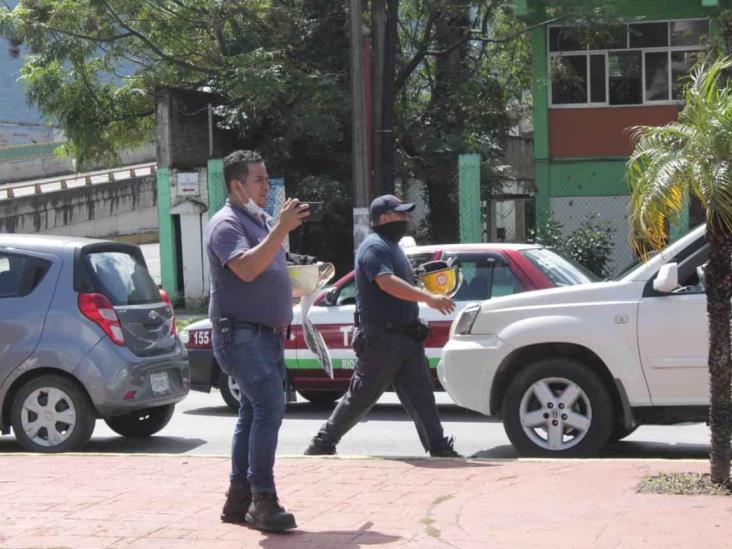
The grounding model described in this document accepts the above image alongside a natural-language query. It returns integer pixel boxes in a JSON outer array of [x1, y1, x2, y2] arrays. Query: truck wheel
[[501, 358, 613, 457], [298, 390, 346, 404], [11, 374, 96, 453], [105, 404, 175, 437], [219, 372, 241, 412]]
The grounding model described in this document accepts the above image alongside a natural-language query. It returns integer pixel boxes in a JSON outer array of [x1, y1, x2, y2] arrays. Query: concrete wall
[[156, 88, 234, 170], [505, 136, 534, 183], [0, 175, 158, 238], [0, 144, 156, 185]]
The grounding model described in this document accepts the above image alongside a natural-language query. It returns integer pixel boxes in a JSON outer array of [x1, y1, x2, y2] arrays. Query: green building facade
[[515, 0, 729, 272]]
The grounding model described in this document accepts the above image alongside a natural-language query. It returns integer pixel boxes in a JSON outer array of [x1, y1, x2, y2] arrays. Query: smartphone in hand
[[301, 201, 324, 222]]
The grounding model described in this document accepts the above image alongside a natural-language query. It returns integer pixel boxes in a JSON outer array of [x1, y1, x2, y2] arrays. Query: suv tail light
[[78, 293, 125, 346], [159, 289, 176, 336]]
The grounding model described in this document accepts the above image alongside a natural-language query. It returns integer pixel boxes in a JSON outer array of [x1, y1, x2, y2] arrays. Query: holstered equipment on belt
[[361, 318, 430, 342]]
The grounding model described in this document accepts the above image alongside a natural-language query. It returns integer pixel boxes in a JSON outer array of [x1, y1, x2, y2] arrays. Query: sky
[[0, 0, 44, 126]]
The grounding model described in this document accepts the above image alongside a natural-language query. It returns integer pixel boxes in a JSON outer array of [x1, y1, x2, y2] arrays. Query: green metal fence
[[0, 142, 62, 163]]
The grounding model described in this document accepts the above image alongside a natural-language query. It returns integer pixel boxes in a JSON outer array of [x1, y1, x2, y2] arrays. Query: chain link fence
[[550, 195, 634, 276]]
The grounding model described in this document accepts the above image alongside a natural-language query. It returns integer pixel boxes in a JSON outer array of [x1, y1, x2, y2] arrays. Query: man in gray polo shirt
[[204, 150, 308, 532]]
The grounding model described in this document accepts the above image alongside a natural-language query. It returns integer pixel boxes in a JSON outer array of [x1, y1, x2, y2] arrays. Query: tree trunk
[[422, 9, 470, 243], [705, 229, 732, 485], [424, 156, 459, 242]]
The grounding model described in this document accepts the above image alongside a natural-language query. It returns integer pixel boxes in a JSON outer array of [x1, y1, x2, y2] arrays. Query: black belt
[[230, 320, 286, 335], [360, 319, 430, 342], [360, 320, 420, 334]]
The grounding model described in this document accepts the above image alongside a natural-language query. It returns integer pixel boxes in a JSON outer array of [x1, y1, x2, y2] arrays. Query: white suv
[[438, 225, 711, 456]]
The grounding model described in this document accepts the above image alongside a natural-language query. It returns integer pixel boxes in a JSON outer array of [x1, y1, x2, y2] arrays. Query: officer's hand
[[278, 198, 310, 232], [427, 294, 456, 315]]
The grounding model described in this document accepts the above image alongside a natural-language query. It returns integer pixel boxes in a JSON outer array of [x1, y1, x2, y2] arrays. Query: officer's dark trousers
[[314, 327, 445, 451]]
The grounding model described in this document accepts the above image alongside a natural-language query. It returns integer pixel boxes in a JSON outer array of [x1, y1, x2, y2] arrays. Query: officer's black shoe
[[220, 482, 251, 523], [246, 491, 297, 532], [304, 436, 337, 456], [429, 436, 463, 458]]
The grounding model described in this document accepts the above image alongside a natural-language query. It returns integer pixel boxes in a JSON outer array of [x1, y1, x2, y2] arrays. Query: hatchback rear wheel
[[11, 374, 96, 452], [104, 404, 175, 437]]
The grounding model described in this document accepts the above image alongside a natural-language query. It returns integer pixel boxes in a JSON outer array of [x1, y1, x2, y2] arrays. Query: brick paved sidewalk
[[1, 455, 730, 548]]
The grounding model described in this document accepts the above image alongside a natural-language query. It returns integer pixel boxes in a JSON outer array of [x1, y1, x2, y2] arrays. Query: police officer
[[205, 150, 309, 531], [305, 194, 461, 457]]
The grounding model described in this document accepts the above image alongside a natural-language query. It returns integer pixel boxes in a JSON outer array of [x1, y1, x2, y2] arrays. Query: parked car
[[182, 242, 597, 410], [438, 225, 713, 457], [0, 234, 189, 452]]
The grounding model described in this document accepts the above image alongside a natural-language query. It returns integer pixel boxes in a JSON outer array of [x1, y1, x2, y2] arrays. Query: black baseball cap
[[370, 194, 415, 224]]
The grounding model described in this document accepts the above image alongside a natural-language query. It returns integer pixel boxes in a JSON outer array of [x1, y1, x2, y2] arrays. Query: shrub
[[529, 214, 615, 278]]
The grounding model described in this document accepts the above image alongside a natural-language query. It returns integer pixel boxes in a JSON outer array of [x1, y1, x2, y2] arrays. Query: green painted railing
[[0, 142, 63, 163]]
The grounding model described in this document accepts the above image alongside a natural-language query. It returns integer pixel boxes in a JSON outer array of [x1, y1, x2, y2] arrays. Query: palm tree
[[627, 57, 732, 485]]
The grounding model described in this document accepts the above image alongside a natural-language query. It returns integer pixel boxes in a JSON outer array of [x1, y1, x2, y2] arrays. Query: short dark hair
[[223, 150, 264, 192]]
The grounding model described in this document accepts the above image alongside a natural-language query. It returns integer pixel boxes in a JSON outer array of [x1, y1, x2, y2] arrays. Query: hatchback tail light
[[159, 289, 176, 336], [78, 292, 125, 346]]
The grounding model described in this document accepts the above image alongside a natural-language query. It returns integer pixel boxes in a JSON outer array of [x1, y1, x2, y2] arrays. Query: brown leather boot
[[246, 491, 297, 532], [220, 482, 251, 523]]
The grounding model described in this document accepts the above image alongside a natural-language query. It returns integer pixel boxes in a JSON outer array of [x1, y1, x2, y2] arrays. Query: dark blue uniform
[[355, 233, 419, 325], [310, 231, 447, 453]]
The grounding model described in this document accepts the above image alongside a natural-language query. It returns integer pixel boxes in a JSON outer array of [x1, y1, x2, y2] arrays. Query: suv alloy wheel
[[501, 358, 613, 457]]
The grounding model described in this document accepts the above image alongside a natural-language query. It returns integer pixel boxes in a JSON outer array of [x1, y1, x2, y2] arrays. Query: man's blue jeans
[[212, 325, 286, 493]]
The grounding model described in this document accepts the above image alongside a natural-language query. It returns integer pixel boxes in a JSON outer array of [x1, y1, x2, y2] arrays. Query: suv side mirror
[[653, 262, 679, 293]]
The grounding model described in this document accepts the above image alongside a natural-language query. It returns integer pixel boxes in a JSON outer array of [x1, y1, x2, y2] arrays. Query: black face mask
[[374, 220, 408, 241]]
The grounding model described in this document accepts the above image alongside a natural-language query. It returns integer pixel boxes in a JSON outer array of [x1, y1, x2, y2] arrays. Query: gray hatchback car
[[0, 234, 189, 452]]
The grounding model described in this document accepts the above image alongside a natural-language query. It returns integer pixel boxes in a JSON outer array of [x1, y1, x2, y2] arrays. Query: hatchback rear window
[[82, 251, 161, 306]]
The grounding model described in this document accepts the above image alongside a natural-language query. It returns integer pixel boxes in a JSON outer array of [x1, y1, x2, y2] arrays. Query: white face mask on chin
[[243, 197, 265, 218], [235, 186, 266, 218]]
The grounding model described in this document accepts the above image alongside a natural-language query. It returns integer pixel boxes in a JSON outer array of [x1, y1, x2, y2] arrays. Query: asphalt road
[[51, 243, 706, 460], [0, 390, 713, 459]]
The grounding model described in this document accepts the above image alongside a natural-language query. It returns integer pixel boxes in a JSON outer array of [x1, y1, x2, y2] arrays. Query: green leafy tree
[[627, 58, 732, 485], [0, 0, 356, 271], [0, 1, 535, 268], [0, 1, 352, 173], [394, 1, 530, 242]]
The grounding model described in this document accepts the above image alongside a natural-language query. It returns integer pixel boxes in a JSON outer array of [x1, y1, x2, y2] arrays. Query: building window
[[549, 19, 709, 107], [551, 55, 587, 104]]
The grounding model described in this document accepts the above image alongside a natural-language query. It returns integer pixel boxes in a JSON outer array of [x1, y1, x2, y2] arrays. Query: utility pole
[[351, 0, 371, 248], [381, 0, 398, 195], [370, 0, 398, 197], [371, 0, 385, 196]]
